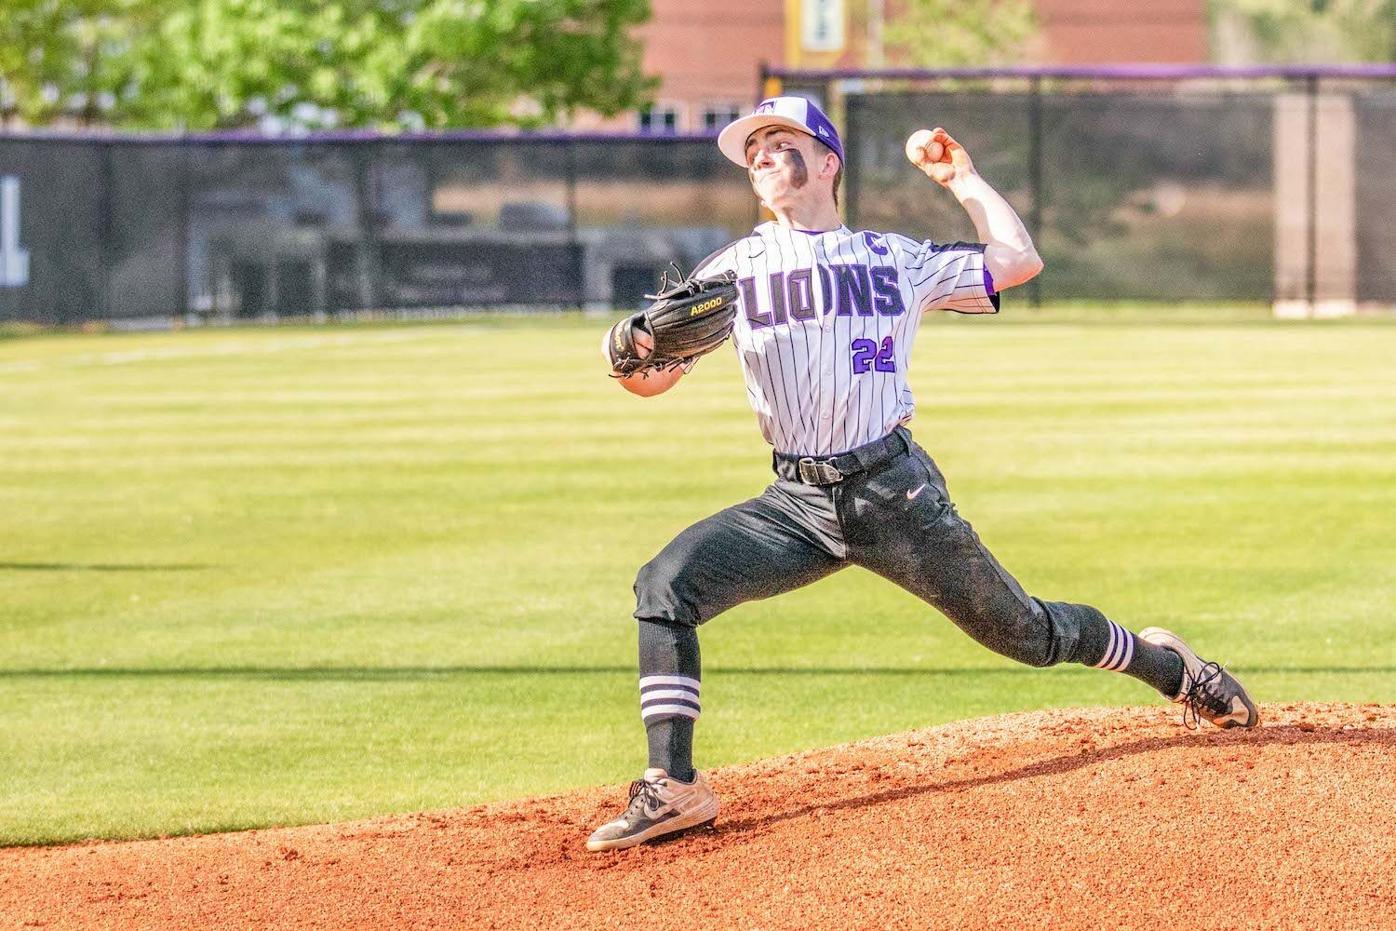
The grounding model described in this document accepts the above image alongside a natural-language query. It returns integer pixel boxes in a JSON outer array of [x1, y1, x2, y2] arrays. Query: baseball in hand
[[905, 129, 943, 167]]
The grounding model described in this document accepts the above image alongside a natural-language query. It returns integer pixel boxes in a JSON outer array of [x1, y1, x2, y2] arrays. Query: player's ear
[[820, 152, 840, 181]]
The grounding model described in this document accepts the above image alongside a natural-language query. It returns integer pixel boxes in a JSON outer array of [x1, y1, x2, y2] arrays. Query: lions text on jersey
[[695, 222, 998, 456]]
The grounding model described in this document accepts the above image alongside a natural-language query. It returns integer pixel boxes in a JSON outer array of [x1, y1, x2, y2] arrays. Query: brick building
[[582, 0, 1209, 134]]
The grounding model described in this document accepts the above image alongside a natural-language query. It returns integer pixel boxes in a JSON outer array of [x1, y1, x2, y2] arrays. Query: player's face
[[744, 126, 833, 211]]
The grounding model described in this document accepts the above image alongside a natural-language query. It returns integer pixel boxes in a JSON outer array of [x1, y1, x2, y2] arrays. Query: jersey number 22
[[851, 337, 895, 374]]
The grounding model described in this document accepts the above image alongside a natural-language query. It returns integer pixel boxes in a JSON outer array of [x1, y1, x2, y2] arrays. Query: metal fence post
[[566, 138, 582, 310], [177, 140, 191, 322], [98, 141, 114, 323], [844, 81, 859, 229], [1028, 74, 1043, 309], [1306, 71, 1319, 309], [352, 142, 380, 312], [753, 62, 771, 230]]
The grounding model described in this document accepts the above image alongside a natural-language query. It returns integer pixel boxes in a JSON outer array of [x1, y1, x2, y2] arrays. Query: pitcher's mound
[[4, 703, 1394, 929]]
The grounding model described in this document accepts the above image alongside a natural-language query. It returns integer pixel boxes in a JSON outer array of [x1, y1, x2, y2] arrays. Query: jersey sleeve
[[903, 240, 1000, 315], [691, 239, 743, 279]]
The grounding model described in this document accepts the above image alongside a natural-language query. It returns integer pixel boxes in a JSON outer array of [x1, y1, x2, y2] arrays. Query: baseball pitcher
[[589, 96, 1257, 852]]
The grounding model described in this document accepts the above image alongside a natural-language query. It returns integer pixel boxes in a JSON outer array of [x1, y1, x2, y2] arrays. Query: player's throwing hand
[[905, 127, 975, 187]]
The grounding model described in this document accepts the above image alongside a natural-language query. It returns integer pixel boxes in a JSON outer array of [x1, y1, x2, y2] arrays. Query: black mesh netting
[[847, 85, 1279, 302], [0, 78, 1392, 324]]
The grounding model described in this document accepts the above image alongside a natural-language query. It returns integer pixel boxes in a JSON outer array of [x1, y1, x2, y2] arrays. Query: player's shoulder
[[859, 230, 920, 255], [837, 228, 929, 263], [691, 231, 763, 277], [887, 233, 989, 270], [861, 230, 974, 252]]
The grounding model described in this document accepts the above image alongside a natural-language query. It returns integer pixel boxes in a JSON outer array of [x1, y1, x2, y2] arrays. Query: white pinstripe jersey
[[693, 221, 1000, 456]]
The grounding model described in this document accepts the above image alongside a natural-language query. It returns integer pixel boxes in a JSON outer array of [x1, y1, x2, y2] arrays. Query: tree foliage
[[1211, 0, 1396, 62], [0, 0, 655, 130], [878, 0, 1036, 67]]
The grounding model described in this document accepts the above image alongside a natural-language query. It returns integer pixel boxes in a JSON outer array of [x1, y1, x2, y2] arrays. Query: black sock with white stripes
[[637, 618, 701, 783], [1080, 615, 1184, 699]]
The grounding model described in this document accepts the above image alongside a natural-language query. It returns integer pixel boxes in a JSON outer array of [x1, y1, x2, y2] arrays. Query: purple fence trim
[[772, 63, 1396, 82], [0, 127, 723, 146]]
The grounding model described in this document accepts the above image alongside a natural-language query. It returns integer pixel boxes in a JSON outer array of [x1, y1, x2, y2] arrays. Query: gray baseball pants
[[634, 427, 1105, 667]]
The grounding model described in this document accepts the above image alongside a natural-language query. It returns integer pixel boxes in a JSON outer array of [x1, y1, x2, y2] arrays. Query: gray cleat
[[586, 768, 719, 852], [1140, 626, 1259, 729]]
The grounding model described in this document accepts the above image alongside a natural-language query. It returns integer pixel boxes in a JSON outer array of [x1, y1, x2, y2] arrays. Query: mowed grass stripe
[[0, 316, 1393, 844]]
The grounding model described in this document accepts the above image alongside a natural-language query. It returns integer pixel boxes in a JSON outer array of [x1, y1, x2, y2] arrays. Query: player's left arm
[[905, 127, 1043, 289]]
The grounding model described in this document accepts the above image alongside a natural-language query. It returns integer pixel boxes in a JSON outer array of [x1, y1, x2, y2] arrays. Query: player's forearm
[[947, 173, 1043, 289]]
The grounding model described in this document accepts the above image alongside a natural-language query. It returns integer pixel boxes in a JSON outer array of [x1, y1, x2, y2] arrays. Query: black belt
[[772, 427, 911, 486]]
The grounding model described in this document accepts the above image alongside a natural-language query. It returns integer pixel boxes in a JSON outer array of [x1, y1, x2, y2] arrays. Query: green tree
[[878, 0, 1036, 67], [0, 0, 158, 127], [1212, 0, 1396, 63], [0, 0, 655, 130]]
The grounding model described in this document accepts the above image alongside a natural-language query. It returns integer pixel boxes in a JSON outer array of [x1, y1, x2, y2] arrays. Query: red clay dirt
[[2, 702, 1393, 930]]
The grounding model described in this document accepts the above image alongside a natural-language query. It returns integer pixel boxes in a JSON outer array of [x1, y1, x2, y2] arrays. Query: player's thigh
[[845, 446, 1053, 663], [634, 489, 845, 626]]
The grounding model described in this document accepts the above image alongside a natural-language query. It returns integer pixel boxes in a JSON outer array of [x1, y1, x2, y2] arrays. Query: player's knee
[[633, 553, 676, 599], [633, 554, 702, 627]]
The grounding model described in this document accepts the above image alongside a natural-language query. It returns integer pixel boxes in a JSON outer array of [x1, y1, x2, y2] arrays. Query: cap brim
[[717, 113, 821, 167]]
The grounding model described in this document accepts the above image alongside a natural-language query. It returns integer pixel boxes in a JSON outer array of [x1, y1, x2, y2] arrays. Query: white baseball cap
[[717, 96, 845, 168]]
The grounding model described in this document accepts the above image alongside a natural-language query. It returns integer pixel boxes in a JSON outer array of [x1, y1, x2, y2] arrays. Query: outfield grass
[[1, 313, 1394, 845]]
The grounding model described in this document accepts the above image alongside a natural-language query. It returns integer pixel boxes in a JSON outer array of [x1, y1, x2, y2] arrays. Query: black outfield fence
[[0, 132, 756, 324], [1, 65, 1395, 324]]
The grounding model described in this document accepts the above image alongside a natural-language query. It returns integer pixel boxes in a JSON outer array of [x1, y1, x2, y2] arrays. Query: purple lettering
[[834, 264, 872, 317], [851, 336, 897, 374], [851, 338, 876, 374], [767, 271, 788, 325], [870, 267, 906, 317], [874, 336, 896, 372], [786, 269, 815, 321], [738, 276, 769, 328]]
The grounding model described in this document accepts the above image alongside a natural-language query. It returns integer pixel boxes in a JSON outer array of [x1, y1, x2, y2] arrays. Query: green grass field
[[2, 312, 1394, 846]]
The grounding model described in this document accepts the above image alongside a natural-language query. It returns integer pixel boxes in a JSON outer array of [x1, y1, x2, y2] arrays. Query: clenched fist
[[905, 127, 976, 188]]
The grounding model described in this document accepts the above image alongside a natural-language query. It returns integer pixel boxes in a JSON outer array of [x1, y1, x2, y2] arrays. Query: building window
[[638, 104, 680, 135], [702, 103, 744, 132]]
